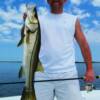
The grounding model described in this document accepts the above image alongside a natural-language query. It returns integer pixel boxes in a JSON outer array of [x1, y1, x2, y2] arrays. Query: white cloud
[[0, 7, 22, 30], [71, 7, 84, 14], [0, 6, 22, 23], [0, 4, 49, 43], [71, 6, 100, 43], [0, 30, 18, 43], [70, 4, 99, 44], [38, 7, 48, 15], [0, 4, 24, 43], [19, 4, 27, 13], [70, 7, 91, 19], [92, 0, 100, 7], [71, 0, 81, 5], [78, 12, 90, 19], [71, 0, 100, 7], [82, 23, 90, 29], [83, 22, 100, 43], [0, 25, 10, 33], [92, 20, 100, 26]]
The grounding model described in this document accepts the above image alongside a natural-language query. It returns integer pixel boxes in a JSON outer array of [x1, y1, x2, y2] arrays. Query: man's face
[[47, 0, 67, 8]]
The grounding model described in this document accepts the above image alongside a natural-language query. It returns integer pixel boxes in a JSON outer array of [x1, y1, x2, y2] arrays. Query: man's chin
[[51, 3, 61, 8]]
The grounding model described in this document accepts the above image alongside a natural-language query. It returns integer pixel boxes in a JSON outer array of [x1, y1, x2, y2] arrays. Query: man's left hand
[[84, 69, 95, 82]]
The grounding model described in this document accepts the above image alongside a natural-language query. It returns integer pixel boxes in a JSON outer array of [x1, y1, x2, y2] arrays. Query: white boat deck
[[0, 90, 100, 100]]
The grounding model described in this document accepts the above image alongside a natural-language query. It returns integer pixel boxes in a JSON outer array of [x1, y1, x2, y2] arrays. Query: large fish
[[17, 4, 44, 100]]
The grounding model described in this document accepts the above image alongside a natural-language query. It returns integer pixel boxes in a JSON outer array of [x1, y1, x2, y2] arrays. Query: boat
[[0, 90, 100, 100]]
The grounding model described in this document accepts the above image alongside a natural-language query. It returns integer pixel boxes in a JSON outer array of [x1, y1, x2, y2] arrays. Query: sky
[[0, 0, 100, 62]]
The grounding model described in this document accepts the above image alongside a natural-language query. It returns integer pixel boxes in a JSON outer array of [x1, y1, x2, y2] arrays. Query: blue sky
[[0, 0, 100, 61]]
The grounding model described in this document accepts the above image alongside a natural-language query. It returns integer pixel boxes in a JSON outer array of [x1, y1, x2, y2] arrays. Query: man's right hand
[[23, 13, 27, 21]]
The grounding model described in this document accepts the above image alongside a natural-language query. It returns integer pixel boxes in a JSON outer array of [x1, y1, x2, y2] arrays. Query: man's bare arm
[[74, 19, 94, 82]]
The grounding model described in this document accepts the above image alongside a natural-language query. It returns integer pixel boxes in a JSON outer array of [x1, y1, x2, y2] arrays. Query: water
[[0, 62, 100, 97]]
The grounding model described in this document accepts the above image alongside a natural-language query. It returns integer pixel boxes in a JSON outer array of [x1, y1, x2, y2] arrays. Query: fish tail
[[21, 87, 36, 100]]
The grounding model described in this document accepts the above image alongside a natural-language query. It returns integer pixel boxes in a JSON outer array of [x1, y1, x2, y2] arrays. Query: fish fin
[[18, 66, 25, 78], [17, 23, 25, 47], [36, 61, 44, 72], [17, 39, 24, 47]]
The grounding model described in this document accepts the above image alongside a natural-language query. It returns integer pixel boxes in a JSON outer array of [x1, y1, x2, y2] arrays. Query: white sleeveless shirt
[[38, 11, 77, 75]]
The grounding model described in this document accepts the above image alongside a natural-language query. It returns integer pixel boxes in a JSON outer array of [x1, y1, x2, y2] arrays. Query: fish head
[[25, 4, 38, 32], [26, 4, 37, 21]]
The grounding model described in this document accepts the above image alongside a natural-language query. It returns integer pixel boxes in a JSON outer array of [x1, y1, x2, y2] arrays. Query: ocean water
[[0, 62, 100, 97]]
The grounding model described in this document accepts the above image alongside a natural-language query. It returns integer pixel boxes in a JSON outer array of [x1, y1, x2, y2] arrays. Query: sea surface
[[0, 62, 100, 97]]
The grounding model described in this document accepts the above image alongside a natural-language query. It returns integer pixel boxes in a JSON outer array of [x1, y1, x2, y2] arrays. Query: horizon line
[[0, 61, 100, 63]]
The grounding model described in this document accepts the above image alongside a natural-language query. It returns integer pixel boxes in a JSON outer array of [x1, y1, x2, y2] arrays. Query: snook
[[17, 4, 44, 100]]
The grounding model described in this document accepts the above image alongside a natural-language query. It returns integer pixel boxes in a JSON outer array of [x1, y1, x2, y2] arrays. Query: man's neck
[[50, 8, 63, 14]]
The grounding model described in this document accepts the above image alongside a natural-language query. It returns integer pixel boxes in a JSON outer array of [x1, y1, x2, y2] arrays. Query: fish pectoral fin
[[18, 66, 25, 78]]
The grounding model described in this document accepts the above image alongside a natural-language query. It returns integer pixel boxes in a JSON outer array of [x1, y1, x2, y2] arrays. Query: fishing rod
[[0, 75, 100, 85]]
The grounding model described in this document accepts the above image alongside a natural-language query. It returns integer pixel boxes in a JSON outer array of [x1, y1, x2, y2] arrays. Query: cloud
[[0, 7, 22, 23], [83, 21, 100, 43], [92, 0, 100, 7], [0, 2, 99, 44], [71, 0, 81, 5], [71, 6, 100, 44], [0, 6, 22, 30], [78, 12, 90, 19], [19, 4, 27, 13], [92, 20, 100, 26], [0, 4, 49, 43], [0, 22, 21, 43], [70, 0, 100, 7], [71, 7, 84, 14], [70, 7, 91, 19], [0, 29, 18, 43], [0, 4, 24, 43], [38, 7, 48, 15], [70, 3, 99, 44]]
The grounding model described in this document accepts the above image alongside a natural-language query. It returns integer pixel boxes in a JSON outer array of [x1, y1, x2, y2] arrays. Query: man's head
[[47, 0, 67, 5], [47, 0, 67, 14]]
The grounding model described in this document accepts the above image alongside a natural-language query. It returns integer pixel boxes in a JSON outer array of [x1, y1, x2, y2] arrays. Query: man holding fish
[[34, 0, 95, 100], [18, 0, 95, 100]]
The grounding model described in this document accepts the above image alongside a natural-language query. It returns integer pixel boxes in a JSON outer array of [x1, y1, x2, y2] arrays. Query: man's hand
[[23, 13, 27, 21], [84, 69, 95, 92], [84, 69, 95, 82]]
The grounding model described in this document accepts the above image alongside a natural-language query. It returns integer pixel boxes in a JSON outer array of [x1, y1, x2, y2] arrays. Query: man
[[34, 0, 95, 100]]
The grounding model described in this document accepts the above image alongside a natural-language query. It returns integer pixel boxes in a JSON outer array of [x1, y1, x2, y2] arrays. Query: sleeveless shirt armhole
[[74, 15, 79, 35], [75, 15, 80, 25]]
